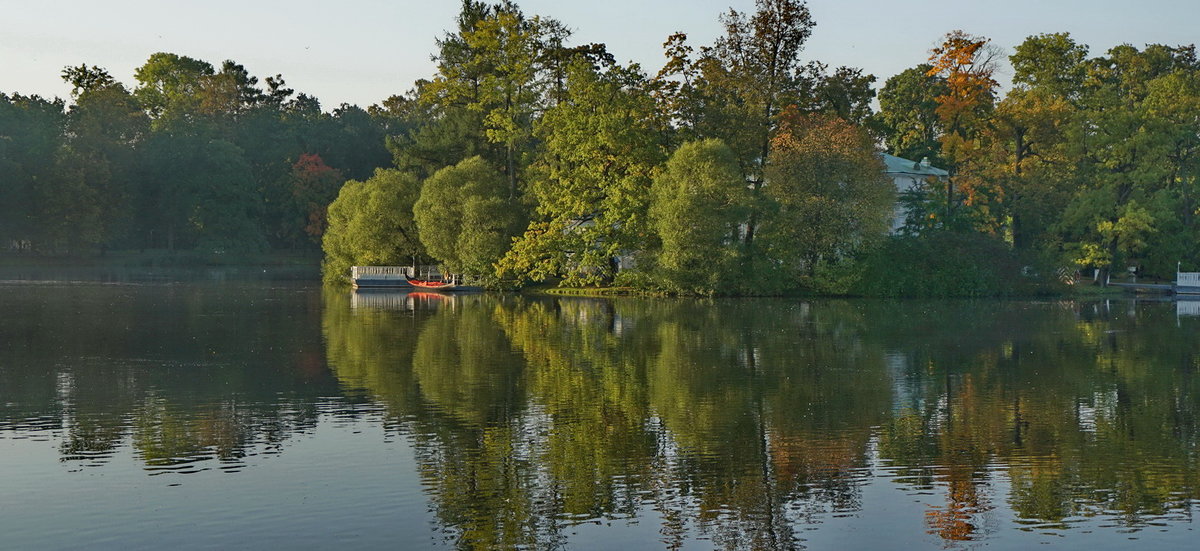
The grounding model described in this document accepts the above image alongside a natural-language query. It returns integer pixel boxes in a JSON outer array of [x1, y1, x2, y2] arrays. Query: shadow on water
[[4, 281, 1200, 549]]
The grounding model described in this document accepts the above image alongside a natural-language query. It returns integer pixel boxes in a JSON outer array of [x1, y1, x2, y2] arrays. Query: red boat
[[406, 278, 457, 291]]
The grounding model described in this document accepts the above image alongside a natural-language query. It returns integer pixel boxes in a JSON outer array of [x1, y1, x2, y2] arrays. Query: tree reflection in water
[[324, 294, 1200, 549], [0, 282, 343, 472], [4, 283, 1200, 550]]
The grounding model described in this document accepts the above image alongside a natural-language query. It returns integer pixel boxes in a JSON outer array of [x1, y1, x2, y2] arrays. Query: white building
[[882, 153, 948, 232]]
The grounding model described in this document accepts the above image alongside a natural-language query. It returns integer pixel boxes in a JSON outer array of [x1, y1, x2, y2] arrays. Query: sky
[[3, 0, 1199, 108]]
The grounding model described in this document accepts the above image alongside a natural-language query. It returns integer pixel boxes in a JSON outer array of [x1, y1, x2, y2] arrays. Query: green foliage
[[498, 59, 666, 286], [1010, 33, 1088, 99], [321, 168, 424, 284], [414, 156, 523, 279], [758, 112, 894, 290], [13, 9, 1200, 294], [132, 52, 215, 126], [649, 139, 749, 294], [853, 232, 1051, 297], [0, 93, 66, 249], [656, 0, 816, 183], [876, 64, 947, 166]]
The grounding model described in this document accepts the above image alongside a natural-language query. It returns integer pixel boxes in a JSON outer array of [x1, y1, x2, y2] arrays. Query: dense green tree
[[137, 135, 264, 251], [876, 64, 947, 166], [54, 77, 148, 250], [1054, 43, 1200, 278], [649, 139, 750, 294], [321, 168, 425, 283], [1010, 32, 1088, 100], [414, 156, 522, 279], [808, 64, 877, 125], [976, 33, 1088, 251], [133, 52, 215, 128], [0, 93, 65, 250], [498, 60, 666, 286], [690, 0, 815, 181], [411, 1, 564, 194]]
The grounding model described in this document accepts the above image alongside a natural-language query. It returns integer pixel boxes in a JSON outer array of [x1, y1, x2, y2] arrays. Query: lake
[[2, 276, 1199, 550]]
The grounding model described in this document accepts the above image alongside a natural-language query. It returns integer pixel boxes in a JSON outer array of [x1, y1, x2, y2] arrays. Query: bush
[[852, 232, 1056, 298]]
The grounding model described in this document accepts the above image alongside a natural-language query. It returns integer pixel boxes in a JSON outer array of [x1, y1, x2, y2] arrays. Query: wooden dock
[[350, 265, 481, 292], [351, 266, 415, 289], [1108, 269, 1200, 295]]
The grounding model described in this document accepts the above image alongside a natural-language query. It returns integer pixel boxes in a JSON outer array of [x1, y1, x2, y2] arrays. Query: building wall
[[889, 174, 923, 233]]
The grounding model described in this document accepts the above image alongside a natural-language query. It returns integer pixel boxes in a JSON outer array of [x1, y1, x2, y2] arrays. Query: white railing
[[1178, 301, 1200, 317], [1177, 271, 1200, 287], [351, 290, 412, 310], [351, 266, 413, 280]]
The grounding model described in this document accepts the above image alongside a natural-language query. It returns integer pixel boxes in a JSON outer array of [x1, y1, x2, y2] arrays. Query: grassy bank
[[539, 286, 646, 297]]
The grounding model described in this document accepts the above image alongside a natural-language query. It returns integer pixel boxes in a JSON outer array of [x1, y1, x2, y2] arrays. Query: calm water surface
[[2, 277, 1199, 550]]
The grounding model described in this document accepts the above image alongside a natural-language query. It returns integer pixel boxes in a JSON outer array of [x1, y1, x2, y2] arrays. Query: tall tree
[[49, 74, 149, 250], [876, 64, 947, 166], [498, 59, 666, 286], [0, 94, 65, 250], [985, 33, 1088, 250], [654, 0, 881, 266], [925, 30, 1001, 226], [1010, 32, 1088, 101], [759, 110, 893, 289], [133, 52, 215, 128], [416, 1, 561, 194], [322, 168, 425, 283], [414, 156, 523, 279], [649, 139, 750, 294]]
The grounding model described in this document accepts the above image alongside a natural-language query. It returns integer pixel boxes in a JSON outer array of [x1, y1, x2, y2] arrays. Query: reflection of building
[[883, 154, 949, 232]]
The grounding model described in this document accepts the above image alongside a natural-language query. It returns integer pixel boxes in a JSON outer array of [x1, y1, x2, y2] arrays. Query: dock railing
[[1178, 271, 1200, 287], [351, 266, 414, 280]]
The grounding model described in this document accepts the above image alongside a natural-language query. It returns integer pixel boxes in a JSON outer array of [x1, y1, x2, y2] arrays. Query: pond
[[2, 278, 1198, 549]]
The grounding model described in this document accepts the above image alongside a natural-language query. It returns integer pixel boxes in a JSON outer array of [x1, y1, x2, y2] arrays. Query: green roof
[[882, 153, 948, 177]]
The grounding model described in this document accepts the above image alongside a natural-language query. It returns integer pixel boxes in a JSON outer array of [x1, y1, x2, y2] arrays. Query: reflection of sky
[[2, 420, 436, 549]]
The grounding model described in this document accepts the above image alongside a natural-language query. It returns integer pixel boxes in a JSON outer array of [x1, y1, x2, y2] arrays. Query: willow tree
[[650, 139, 750, 294], [414, 156, 523, 280], [321, 168, 424, 284]]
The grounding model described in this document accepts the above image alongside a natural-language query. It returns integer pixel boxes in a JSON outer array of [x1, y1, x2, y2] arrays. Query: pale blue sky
[[2, 0, 1197, 108]]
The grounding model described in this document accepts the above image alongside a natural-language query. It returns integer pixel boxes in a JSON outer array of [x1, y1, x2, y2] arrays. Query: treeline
[[324, 0, 1200, 294], [1, 56, 394, 253], [5, 0, 1198, 295], [324, 0, 895, 294], [881, 31, 1200, 283]]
